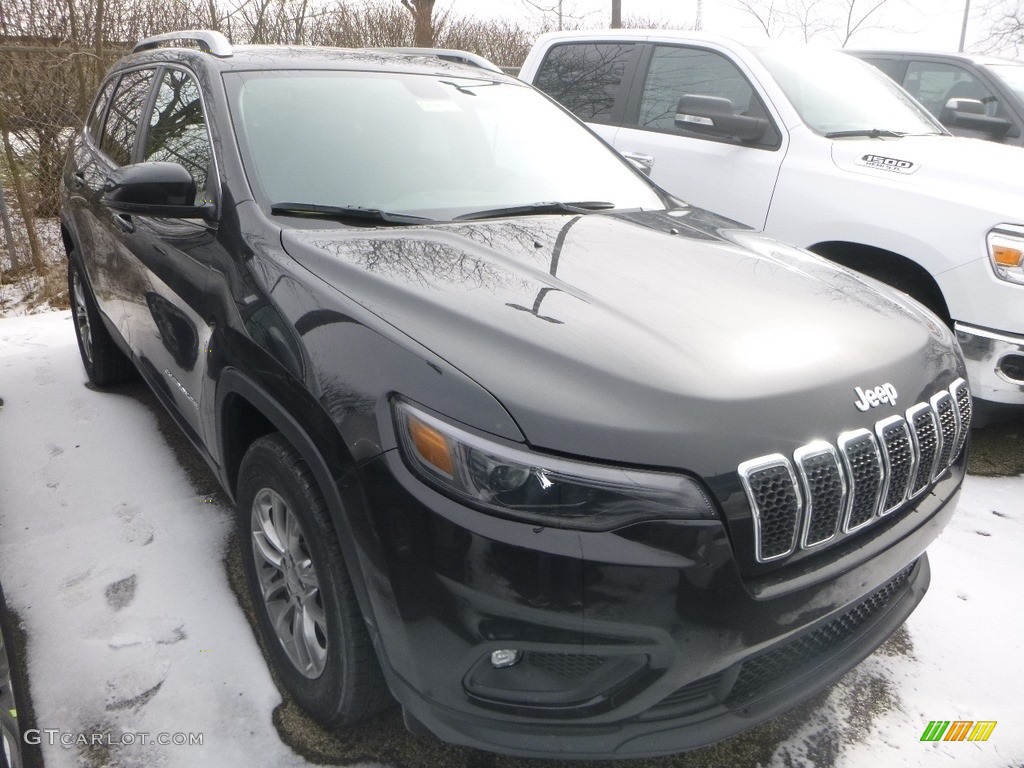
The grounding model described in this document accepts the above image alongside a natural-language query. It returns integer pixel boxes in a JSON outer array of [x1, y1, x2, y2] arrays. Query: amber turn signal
[[992, 245, 1023, 267], [408, 416, 455, 476]]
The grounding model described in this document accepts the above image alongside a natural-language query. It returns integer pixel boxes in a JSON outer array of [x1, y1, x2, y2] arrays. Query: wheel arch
[[215, 368, 383, 638], [809, 240, 952, 323], [60, 220, 76, 255]]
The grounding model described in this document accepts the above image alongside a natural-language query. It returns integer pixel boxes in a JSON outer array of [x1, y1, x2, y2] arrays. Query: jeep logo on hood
[[854, 383, 899, 411], [855, 154, 917, 174]]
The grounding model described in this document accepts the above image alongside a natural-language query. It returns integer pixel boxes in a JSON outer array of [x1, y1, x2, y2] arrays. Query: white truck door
[[613, 44, 787, 229]]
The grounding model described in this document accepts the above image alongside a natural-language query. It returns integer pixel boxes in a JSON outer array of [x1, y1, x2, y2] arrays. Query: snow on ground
[[0, 310, 1022, 768], [0, 311, 316, 768]]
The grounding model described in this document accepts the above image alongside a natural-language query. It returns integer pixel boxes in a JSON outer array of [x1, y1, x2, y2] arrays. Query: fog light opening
[[998, 354, 1024, 383], [490, 649, 522, 669]]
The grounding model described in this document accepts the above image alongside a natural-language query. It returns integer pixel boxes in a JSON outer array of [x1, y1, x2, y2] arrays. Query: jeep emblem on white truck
[[854, 383, 899, 411]]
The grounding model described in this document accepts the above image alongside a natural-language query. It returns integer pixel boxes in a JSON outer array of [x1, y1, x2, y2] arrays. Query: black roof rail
[[134, 30, 233, 58], [374, 47, 504, 74]]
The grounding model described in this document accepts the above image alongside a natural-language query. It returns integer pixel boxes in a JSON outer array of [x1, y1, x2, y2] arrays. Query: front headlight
[[394, 400, 715, 531], [987, 225, 1024, 285]]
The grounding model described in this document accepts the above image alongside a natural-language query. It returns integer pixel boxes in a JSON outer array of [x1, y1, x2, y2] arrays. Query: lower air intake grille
[[726, 562, 916, 705], [528, 653, 608, 680]]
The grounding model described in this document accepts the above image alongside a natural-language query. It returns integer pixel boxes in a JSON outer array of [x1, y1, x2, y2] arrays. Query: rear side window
[[100, 69, 155, 166], [144, 69, 213, 196], [857, 56, 904, 82], [86, 78, 118, 144], [534, 42, 636, 123]]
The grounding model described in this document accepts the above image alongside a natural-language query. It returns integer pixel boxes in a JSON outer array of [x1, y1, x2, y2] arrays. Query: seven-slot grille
[[738, 379, 971, 563]]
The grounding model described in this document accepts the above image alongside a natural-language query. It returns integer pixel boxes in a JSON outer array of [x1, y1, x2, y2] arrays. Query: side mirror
[[674, 95, 768, 143], [103, 161, 215, 220], [939, 97, 1013, 137]]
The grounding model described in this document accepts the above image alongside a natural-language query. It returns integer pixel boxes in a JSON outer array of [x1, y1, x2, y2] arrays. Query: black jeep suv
[[60, 30, 970, 759]]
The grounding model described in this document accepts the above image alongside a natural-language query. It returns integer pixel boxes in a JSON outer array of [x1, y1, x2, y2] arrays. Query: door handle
[[621, 151, 655, 176], [111, 213, 135, 234]]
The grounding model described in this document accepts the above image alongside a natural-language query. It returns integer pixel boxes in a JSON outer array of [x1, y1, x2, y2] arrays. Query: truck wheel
[[68, 256, 135, 386], [237, 433, 390, 726]]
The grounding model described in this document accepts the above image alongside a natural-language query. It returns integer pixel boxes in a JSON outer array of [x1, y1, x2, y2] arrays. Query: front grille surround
[[836, 428, 884, 534], [739, 379, 969, 564], [794, 442, 846, 550], [930, 389, 957, 479], [876, 415, 914, 515], [907, 402, 940, 498], [737, 455, 802, 562]]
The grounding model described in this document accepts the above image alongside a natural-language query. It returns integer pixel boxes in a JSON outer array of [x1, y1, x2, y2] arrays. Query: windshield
[[988, 63, 1024, 103], [753, 47, 942, 137], [227, 70, 664, 220]]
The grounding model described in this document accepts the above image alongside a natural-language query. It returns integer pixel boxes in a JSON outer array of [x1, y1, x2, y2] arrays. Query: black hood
[[282, 209, 963, 477]]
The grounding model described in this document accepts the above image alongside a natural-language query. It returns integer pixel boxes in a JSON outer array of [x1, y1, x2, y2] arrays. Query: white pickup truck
[[520, 31, 1024, 414]]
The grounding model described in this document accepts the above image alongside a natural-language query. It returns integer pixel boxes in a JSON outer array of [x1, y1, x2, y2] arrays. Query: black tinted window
[[86, 78, 117, 144], [857, 56, 904, 82], [100, 69, 154, 165], [145, 69, 213, 195], [638, 46, 759, 131], [534, 43, 635, 122]]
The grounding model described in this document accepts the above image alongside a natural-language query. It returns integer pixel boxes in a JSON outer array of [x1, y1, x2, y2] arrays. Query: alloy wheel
[[250, 487, 328, 678], [71, 268, 93, 366]]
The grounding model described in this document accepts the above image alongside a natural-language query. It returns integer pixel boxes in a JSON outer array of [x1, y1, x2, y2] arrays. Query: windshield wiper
[[824, 128, 906, 139], [453, 201, 615, 222], [271, 202, 434, 225]]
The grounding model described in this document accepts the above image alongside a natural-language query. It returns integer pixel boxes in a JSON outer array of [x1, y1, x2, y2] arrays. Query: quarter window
[[99, 69, 154, 166], [145, 69, 213, 196], [534, 43, 636, 122], [86, 78, 118, 144]]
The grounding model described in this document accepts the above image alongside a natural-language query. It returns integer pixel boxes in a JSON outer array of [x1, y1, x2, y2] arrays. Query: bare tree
[[732, 0, 785, 37], [978, 0, 1024, 55], [832, 0, 893, 46], [731, 0, 900, 46]]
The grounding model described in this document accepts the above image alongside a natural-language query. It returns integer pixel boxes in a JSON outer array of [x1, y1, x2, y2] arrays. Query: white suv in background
[[520, 31, 1024, 416]]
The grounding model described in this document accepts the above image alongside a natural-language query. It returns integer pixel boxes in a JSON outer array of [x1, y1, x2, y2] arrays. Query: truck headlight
[[394, 400, 715, 531], [987, 225, 1024, 285]]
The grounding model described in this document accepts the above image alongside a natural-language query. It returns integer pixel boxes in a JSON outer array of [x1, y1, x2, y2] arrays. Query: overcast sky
[[444, 1, 995, 53]]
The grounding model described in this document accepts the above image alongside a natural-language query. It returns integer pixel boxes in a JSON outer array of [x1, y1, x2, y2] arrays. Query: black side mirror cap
[[103, 161, 216, 220], [674, 94, 768, 143]]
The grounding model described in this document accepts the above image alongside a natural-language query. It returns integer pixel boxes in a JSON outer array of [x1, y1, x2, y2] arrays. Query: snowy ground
[[0, 310, 1022, 768]]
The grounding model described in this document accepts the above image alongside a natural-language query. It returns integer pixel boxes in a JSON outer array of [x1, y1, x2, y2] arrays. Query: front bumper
[[348, 447, 962, 759], [955, 322, 1024, 405]]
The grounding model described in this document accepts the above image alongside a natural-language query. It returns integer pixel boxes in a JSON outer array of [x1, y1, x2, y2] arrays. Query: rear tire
[[67, 255, 134, 386], [237, 433, 390, 726]]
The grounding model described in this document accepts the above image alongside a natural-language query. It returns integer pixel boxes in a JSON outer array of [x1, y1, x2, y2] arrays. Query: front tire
[[237, 433, 389, 726], [67, 255, 134, 386]]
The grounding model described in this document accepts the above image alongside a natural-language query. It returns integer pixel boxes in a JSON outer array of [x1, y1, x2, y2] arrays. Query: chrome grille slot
[[876, 416, 915, 515], [738, 456, 801, 563], [737, 380, 968, 565], [951, 378, 972, 459], [795, 442, 845, 548], [838, 429, 883, 533], [930, 390, 957, 475], [907, 403, 939, 497]]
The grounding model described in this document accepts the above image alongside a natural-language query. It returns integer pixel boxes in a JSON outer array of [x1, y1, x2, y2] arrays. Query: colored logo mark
[[921, 720, 997, 742]]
